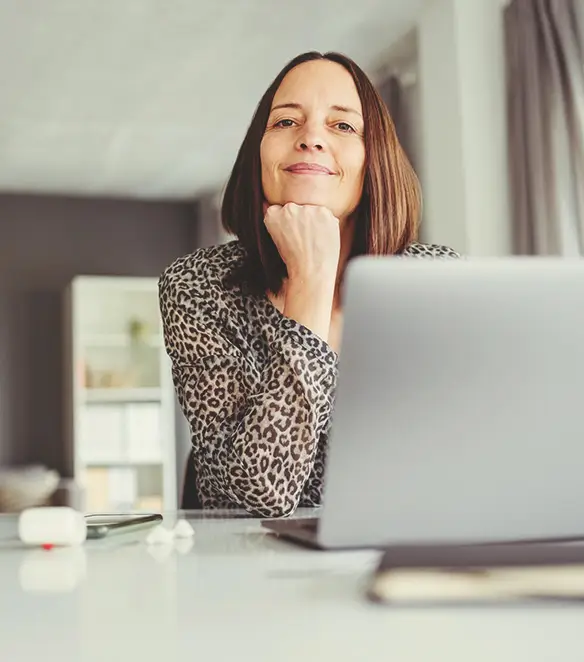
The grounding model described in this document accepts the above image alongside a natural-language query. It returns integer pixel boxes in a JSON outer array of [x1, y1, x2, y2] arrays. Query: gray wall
[[0, 193, 198, 475]]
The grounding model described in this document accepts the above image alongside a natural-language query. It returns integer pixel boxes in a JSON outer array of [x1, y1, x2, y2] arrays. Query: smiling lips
[[284, 162, 335, 175]]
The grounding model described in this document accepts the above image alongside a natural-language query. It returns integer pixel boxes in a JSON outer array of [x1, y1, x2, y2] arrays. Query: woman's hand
[[264, 203, 341, 281], [264, 203, 340, 346]]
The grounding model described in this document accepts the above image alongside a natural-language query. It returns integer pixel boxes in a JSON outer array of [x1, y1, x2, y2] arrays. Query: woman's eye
[[275, 119, 295, 128], [336, 122, 355, 133]]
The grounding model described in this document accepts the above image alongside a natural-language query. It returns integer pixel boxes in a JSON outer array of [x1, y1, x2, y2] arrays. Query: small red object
[[41, 543, 54, 550]]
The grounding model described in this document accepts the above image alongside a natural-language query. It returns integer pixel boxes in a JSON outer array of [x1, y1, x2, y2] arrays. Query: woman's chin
[[280, 194, 333, 208]]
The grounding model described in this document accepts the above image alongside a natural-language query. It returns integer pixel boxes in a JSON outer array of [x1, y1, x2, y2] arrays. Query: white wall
[[417, 0, 512, 255]]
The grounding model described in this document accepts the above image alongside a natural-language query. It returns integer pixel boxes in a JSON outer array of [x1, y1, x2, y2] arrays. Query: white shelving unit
[[63, 276, 177, 514]]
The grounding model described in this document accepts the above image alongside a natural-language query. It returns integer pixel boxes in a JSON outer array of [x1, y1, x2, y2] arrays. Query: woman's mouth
[[284, 162, 335, 175]]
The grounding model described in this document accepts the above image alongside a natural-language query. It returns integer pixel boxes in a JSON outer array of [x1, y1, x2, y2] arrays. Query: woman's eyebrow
[[270, 102, 303, 113], [330, 104, 363, 118], [270, 102, 362, 118]]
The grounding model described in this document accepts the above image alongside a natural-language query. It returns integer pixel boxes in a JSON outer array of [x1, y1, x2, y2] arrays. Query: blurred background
[[0, 0, 582, 513]]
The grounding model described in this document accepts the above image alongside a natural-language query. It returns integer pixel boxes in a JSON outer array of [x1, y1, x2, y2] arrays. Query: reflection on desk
[[0, 509, 583, 662]]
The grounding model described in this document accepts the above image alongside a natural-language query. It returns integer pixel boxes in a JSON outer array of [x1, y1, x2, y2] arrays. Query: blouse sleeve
[[159, 265, 338, 518]]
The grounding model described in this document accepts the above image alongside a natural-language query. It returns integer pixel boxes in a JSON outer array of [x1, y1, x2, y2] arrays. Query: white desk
[[1, 510, 583, 662]]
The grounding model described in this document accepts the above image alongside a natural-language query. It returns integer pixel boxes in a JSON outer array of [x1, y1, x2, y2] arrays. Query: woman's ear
[[262, 200, 269, 216]]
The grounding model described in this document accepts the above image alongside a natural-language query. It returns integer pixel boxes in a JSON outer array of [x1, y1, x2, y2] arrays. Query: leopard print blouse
[[159, 239, 460, 517]]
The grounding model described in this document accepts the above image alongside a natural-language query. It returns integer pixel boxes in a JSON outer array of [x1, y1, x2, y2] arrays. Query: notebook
[[367, 542, 584, 605]]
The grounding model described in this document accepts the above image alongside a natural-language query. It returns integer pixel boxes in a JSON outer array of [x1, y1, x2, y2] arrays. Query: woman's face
[[260, 60, 366, 222]]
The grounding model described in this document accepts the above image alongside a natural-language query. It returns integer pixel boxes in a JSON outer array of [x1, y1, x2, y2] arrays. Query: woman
[[159, 51, 459, 517]]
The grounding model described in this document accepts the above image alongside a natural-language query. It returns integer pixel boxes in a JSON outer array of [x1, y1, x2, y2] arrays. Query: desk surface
[[1, 510, 584, 662]]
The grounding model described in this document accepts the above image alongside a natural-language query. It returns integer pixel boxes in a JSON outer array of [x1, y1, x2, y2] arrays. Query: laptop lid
[[318, 257, 584, 548]]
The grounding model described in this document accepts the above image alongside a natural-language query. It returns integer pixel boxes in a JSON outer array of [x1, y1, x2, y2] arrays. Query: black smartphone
[[85, 513, 163, 539]]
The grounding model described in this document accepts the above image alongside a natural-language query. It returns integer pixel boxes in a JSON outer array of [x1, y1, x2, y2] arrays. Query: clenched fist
[[264, 203, 341, 281]]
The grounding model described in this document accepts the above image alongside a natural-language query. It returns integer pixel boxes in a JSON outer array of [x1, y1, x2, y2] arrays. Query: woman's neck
[[333, 216, 356, 308]]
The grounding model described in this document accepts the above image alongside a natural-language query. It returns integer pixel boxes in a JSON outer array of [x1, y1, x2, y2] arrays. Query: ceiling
[[0, 0, 424, 200]]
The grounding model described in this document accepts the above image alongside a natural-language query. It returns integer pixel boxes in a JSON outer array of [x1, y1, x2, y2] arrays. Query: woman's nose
[[295, 125, 325, 152], [299, 140, 323, 152]]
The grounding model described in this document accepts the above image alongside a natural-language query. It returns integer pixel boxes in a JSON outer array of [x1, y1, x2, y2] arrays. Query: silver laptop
[[263, 256, 584, 549]]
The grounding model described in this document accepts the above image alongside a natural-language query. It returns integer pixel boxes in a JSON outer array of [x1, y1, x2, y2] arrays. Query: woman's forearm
[[283, 272, 336, 344]]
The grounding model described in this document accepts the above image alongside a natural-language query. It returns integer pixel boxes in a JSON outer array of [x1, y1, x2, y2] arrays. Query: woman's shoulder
[[159, 240, 246, 303], [402, 241, 461, 259]]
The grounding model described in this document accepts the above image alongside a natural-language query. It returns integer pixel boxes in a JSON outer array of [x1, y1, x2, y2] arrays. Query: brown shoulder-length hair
[[222, 51, 420, 294]]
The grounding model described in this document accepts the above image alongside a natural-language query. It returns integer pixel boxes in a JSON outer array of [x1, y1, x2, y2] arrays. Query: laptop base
[[262, 518, 324, 549], [261, 518, 386, 550]]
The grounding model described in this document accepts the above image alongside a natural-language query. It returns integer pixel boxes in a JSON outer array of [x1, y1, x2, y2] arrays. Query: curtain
[[505, 0, 584, 256]]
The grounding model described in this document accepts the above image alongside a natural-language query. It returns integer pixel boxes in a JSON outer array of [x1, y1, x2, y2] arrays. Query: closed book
[[368, 541, 584, 604]]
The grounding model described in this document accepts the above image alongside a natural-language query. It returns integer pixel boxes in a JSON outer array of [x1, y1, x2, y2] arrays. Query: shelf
[[81, 387, 163, 403], [80, 333, 162, 348], [82, 459, 164, 468], [67, 275, 178, 512]]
